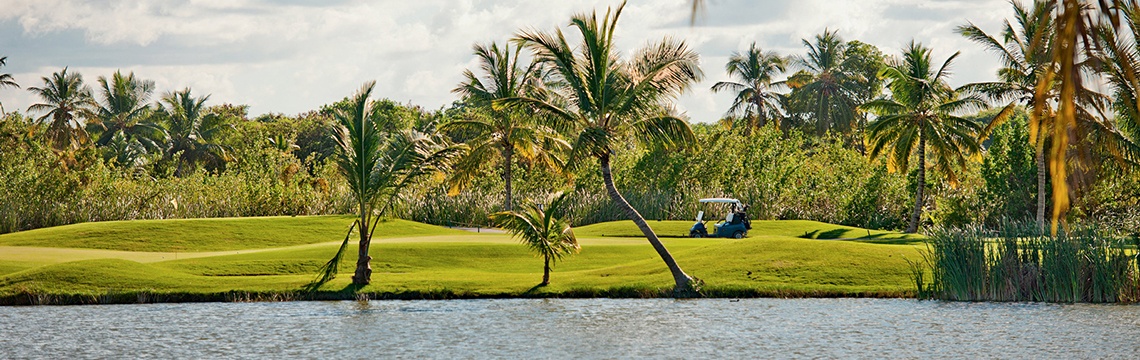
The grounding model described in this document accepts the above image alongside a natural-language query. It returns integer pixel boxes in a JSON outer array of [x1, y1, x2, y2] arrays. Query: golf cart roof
[[699, 198, 741, 204]]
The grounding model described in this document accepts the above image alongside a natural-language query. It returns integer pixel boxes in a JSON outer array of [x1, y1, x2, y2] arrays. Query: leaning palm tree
[[88, 71, 166, 152], [787, 30, 864, 135], [958, 0, 1056, 228], [506, 1, 704, 295], [490, 191, 579, 286], [318, 81, 464, 286], [862, 42, 985, 233], [155, 88, 233, 177], [444, 42, 568, 211], [0, 56, 19, 115], [711, 43, 787, 134], [26, 68, 95, 152]]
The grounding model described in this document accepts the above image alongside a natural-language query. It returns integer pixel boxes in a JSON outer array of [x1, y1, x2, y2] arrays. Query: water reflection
[[2, 299, 1138, 358]]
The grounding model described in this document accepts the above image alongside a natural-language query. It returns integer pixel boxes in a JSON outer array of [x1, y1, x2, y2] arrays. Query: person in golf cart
[[689, 198, 751, 238]]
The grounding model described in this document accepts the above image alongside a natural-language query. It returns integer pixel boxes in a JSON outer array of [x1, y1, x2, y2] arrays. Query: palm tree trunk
[[503, 147, 513, 211], [1035, 135, 1047, 231], [173, 155, 186, 178], [907, 131, 926, 233], [542, 254, 550, 286], [599, 155, 696, 295], [352, 215, 373, 285]]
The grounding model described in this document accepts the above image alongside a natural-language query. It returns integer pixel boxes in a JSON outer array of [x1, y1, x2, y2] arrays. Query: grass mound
[[0, 217, 927, 303], [0, 216, 471, 252]]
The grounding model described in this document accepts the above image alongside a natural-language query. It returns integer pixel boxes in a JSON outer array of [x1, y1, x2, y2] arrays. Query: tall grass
[[915, 221, 1139, 302]]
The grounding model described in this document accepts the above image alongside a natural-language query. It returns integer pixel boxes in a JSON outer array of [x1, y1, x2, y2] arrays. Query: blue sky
[[0, 0, 1012, 122]]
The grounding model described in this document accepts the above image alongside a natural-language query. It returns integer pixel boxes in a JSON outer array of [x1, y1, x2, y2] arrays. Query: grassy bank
[[0, 216, 926, 305]]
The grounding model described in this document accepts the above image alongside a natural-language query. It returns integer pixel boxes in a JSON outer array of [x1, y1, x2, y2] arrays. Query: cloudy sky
[[0, 0, 1012, 123]]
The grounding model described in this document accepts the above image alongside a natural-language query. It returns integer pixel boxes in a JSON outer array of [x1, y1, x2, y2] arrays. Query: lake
[[2, 298, 1138, 358]]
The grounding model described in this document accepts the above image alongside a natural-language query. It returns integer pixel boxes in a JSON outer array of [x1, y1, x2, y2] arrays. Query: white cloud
[[1, 0, 1017, 123]]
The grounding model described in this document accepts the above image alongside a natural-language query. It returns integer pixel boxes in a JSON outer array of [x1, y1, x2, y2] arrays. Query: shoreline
[[1, 288, 914, 306]]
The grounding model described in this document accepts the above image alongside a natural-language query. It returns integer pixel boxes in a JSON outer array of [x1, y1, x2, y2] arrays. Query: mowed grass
[[0, 216, 471, 252], [0, 217, 927, 302]]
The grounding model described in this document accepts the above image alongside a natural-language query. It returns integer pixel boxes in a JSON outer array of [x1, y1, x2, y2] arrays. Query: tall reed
[[915, 221, 1139, 302]]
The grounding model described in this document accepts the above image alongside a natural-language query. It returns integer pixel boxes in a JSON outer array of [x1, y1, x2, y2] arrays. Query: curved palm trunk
[[352, 215, 373, 285], [542, 254, 550, 286], [907, 131, 926, 234], [599, 155, 696, 294], [1034, 135, 1047, 231]]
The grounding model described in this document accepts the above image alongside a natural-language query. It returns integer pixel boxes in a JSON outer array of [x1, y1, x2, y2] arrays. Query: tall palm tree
[[88, 71, 166, 152], [0, 56, 18, 115], [1096, 2, 1140, 161], [506, 1, 704, 295], [444, 42, 568, 211], [26, 68, 95, 152], [958, 0, 1056, 227], [710, 43, 787, 134], [156, 88, 233, 177], [862, 42, 985, 233], [490, 191, 579, 286], [322, 81, 464, 286], [1036, 0, 1140, 234], [788, 30, 864, 135]]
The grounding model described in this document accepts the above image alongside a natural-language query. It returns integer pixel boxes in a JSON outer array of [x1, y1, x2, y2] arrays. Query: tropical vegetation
[[1, 0, 1140, 301], [490, 192, 580, 286]]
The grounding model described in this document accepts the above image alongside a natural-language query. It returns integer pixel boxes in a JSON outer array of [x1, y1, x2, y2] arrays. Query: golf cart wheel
[[690, 232, 703, 238], [732, 231, 744, 239]]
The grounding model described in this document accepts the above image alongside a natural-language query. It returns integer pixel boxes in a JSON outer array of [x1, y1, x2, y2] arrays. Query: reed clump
[[914, 221, 1139, 302]]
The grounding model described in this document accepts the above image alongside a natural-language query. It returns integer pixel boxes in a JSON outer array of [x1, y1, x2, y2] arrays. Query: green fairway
[[0, 217, 927, 304]]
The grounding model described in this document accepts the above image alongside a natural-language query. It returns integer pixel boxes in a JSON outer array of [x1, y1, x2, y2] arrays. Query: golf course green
[[0, 216, 926, 304]]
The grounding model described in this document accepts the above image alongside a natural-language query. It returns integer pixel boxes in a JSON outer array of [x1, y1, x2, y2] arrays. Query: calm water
[[2, 298, 1139, 358]]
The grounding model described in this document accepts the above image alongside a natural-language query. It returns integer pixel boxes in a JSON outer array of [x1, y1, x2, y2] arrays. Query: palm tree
[[965, 1, 1140, 229], [0, 56, 18, 115], [156, 88, 233, 177], [444, 42, 568, 211], [88, 71, 166, 152], [788, 30, 864, 135], [1096, 3, 1140, 162], [321, 81, 464, 286], [507, 1, 704, 295], [1036, 0, 1140, 234], [490, 191, 579, 286], [958, 0, 1056, 227], [710, 43, 787, 134], [26, 68, 95, 152], [862, 42, 985, 233]]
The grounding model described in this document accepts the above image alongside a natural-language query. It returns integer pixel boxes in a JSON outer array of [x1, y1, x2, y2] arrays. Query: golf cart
[[689, 198, 751, 239]]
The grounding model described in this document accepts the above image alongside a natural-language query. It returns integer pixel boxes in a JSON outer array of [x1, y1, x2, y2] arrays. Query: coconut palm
[[444, 42, 568, 211], [710, 43, 787, 134], [0, 56, 18, 115], [320, 81, 464, 286], [1095, 3, 1140, 162], [787, 30, 865, 135], [958, 0, 1056, 227], [26, 68, 95, 152], [490, 191, 579, 286], [1036, 0, 1140, 234], [965, 1, 1140, 229], [862, 42, 985, 233], [156, 88, 233, 177], [88, 71, 166, 152], [506, 1, 704, 295]]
